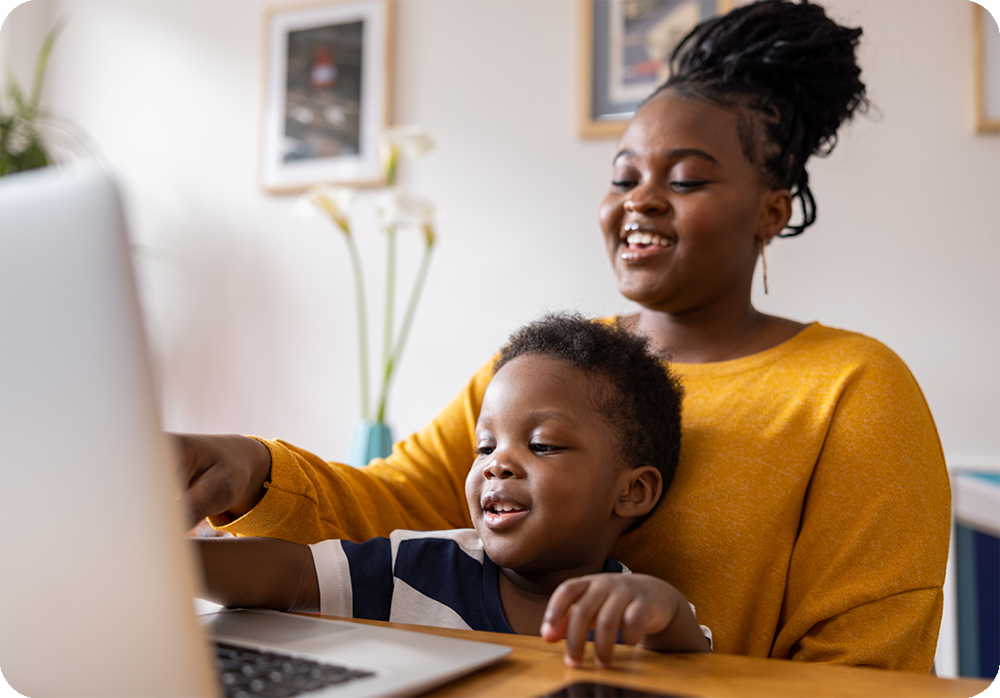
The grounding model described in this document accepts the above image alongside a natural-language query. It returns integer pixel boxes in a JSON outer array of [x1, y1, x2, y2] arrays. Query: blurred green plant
[[1, 21, 67, 176]]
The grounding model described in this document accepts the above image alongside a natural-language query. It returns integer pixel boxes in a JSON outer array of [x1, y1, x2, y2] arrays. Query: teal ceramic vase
[[349, 420, 393, 467]]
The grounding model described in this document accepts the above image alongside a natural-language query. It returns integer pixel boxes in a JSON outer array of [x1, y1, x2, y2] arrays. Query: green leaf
[[1, 20, 64, 176], [20, 139, 49, 170], [30, 20, 64, 110], [6, 66, 30, 117]]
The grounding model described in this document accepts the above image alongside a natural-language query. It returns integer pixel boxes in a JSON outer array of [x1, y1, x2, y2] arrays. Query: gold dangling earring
[[760, 241, 769, 295]]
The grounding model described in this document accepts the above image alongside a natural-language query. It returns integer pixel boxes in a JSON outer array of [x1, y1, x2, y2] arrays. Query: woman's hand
[[177, 433, 272, 528], [540, 573, 710, 667]]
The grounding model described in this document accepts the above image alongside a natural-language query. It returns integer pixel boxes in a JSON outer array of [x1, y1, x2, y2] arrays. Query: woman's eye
[[611, 179, 637, 191], [671, 180, 707, 191]]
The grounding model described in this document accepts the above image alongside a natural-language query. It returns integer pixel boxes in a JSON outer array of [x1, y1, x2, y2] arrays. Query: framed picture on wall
[[578, 0, 734, 138], [974, 3, 999, 133], [260, 0, 393, 193]]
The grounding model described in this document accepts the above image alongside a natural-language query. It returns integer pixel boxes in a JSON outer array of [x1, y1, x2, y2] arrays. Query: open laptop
[[0, 167, 510, 697]]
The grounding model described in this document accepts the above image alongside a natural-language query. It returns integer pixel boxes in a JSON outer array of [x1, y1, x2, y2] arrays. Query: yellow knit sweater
[[212, 323, 950, 672]]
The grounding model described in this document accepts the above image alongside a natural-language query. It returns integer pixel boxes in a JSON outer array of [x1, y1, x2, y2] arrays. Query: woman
[[181, 0, 949, 672]]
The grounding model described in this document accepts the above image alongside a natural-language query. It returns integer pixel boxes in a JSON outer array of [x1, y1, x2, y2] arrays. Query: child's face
[[465, 354, 632, 574]]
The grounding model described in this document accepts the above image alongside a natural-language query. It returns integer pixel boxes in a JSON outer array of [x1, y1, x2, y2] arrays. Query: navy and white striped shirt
[[309, 529, 625, 633]]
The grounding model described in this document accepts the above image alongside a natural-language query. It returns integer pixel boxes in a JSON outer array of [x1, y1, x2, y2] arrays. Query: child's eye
[[530, 443, 562, 454], [476, 445, 495, 456]]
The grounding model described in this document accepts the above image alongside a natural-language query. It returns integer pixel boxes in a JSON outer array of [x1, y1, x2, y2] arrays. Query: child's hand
[[539, 573, 709, 667]]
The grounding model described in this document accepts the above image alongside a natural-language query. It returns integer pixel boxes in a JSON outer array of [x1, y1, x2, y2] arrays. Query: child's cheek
[[464, 469, 481, 519]]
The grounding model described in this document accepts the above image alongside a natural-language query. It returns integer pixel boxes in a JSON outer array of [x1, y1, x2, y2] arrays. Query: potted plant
[[1, 21, 89, 176]]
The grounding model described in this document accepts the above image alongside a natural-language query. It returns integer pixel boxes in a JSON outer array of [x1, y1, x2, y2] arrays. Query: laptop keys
[[215, 642, 374, 697]]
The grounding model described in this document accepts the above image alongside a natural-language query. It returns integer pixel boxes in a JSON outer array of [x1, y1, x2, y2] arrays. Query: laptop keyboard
[[215, 642, 375, 697]]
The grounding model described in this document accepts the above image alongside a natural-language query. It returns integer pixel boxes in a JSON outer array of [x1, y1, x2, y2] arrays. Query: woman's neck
[[625, 303, 806, 364], [496, 562, 606, 636]]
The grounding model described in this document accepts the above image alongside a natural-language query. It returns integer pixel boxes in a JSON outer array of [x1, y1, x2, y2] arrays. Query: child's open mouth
[[482, 495, 530, 529]]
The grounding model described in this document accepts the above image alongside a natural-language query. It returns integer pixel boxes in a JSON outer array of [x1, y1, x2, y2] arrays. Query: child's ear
[[613, 466, 662, 520]]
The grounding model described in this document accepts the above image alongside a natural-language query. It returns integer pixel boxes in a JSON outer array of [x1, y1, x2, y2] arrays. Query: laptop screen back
[[0, 167, 218, 697]]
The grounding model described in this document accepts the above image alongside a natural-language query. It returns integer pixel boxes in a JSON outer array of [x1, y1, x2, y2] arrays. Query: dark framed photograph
[[974, 3, 999, 133], [260, 0, 393, 192], [578, 0, 733, 138]]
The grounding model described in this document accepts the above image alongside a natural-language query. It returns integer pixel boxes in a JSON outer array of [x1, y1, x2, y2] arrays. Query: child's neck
[[497, 561, 608, 636]]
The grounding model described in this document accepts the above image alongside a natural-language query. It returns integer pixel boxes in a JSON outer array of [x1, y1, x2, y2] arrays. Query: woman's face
[[599, 89, 788, 315]]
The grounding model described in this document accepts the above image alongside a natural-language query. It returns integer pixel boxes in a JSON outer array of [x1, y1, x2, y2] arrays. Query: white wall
[[2, 0, 998, 673], [4, 0, 995, 465], [0, 0, 632, 458]]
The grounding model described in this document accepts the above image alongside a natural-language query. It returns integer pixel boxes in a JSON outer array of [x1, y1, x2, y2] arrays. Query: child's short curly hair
[[494, 313, 683, 527]]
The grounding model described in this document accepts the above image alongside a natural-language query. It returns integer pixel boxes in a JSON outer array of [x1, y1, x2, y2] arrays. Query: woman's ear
[[757, 188, 793, 245], [614, 466, 663, 520]]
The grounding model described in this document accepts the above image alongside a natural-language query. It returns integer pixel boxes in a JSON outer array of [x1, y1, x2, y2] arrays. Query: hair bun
[[661, 0, 870, 235]]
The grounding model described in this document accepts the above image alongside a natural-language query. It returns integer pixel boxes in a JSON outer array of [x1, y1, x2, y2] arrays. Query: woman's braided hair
[[653, 0, 869, 235]]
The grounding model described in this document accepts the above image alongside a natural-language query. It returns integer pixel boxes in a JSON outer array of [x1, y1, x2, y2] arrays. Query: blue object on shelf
[[956, 524, 999, 679], [349, 420, 393, 467], [954, 470, 1000, 680]]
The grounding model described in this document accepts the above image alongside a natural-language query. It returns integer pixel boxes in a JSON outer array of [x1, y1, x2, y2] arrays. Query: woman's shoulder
[[772, 323, 927, 398], [794, 323, 911, 370], [670, 321, 911, 376]]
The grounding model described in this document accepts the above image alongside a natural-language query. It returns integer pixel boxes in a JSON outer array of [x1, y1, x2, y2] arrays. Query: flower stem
[[344, 234, 370, 420], [378, 225, 397, 422], [377, 240, 433, 423]]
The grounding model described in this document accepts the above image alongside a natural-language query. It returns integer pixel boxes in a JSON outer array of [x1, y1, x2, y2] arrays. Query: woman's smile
[[620, 222, 676, 262]]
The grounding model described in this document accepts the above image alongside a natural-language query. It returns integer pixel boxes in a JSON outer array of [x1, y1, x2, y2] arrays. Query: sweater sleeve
[[208, 358, 495, 544], [771, 343, 950, 672]]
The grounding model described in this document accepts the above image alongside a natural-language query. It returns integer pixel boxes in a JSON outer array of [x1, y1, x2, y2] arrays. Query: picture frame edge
[[577, 0, 735, 140], [974, 3, 1000, 133], [577, 0, 598, 138], [258, 0, 393, 193]]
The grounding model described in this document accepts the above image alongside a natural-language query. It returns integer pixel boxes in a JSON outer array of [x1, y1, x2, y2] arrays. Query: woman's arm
[[773, 344, 950, 672], [182, 358, 495, 545]]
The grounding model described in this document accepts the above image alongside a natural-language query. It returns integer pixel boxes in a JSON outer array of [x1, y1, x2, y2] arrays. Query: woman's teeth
[[626, 231, 671, 247]]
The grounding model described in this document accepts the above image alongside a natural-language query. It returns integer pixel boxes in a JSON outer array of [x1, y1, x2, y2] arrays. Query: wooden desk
[[330, 618, 992, 698]]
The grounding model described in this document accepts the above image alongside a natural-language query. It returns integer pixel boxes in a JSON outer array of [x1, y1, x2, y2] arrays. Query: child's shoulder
[[389, 529, 485, 561]]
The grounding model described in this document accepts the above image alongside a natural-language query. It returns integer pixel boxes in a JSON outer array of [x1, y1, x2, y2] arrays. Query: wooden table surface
[[328, 617, 993, 698]]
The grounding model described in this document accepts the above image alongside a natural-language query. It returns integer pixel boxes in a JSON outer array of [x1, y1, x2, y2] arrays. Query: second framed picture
[[579, 0, 734, 138], [974, 3, 999, 133], [261, 0, 393, 193]]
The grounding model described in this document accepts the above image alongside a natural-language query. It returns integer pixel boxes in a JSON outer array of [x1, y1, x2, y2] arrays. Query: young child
[[197, 313, 711, 667]]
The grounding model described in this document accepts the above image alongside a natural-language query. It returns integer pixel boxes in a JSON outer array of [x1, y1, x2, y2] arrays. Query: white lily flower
[[378, 126, 434, 185], [384, 126, 434, 158], [289, 132, 439, 435], [376, 190, 438, 236], [293, 184, 355, 235]]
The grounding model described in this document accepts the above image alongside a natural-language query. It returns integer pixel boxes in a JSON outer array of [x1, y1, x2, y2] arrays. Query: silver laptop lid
[[0, 167, 218, 697], [1, 168, 511, 698]]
